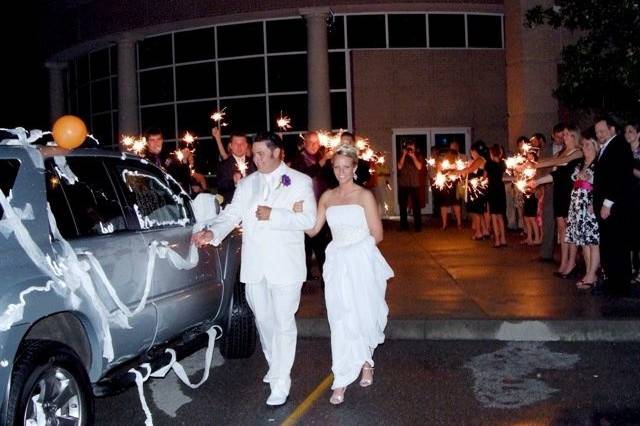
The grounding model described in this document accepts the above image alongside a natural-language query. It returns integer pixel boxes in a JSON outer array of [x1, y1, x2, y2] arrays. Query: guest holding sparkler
[[211, 126, 229, 161], [216, 131, 256, 205], [485, 144, 508, 247], [522, 148, 542, 245], [564, 135, 600, 289], [397, 139, 424, 232], [507, 136, 529, 233], [433, 146, 461, 230], [624, 121, 640, 283], [530, 125, 583, 278], [291, 131, 335, 281], [454, 140, 489, 240], [142, 127, 192, 193], [143, 127, 168, 169]]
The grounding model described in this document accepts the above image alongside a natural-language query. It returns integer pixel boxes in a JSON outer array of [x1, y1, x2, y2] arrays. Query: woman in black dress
[[455, 141, 489, 240], [522, 150, 541, 245], [532, 125, 583, 277], [486, 144, 507, 247]]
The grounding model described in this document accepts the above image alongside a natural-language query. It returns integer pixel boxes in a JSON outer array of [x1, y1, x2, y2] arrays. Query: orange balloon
[[52, 115, 87, 149]]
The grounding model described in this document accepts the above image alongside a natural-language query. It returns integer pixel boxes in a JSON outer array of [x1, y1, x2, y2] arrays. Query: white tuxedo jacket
[[208, 162, 317, 286]]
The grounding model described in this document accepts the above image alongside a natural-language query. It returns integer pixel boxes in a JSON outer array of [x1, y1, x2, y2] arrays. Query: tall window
[[136, 17, 351, 175], [67, 11, 503, 159], [68, 46, 118, 148]]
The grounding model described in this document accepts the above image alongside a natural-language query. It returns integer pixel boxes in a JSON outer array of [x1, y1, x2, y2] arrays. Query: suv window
[[46, 157, 127, 239], [115, 160, 192, 230], [0, 159, 20, 218]]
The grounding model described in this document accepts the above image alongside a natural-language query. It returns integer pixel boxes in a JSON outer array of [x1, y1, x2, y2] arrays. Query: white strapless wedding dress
[[323, 204, 394, 389]]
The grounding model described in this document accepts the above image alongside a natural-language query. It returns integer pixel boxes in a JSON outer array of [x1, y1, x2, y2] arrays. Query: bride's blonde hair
[[333, 143, 359, 165]]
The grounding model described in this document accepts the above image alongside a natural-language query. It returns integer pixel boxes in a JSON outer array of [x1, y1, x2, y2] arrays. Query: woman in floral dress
[[565, 137, 600, 289]]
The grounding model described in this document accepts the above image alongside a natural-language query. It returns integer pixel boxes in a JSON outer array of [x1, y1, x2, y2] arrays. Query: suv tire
[[7, 340, 94, 426], [220, 280, 256, 359]]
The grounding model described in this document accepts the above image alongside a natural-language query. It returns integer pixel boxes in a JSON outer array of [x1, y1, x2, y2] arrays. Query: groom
[[192, 132, 317, 405]]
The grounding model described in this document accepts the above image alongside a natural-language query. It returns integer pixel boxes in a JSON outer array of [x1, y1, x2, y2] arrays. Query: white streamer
[[131, 325, 222, 426], [0, 127, 49, 169], [53, 156, 79, 184], [130, 365, 153, 426], [0, 282, 53, 332]]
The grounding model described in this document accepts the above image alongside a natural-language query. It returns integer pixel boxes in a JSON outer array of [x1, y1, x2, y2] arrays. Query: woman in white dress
[[293, 143, 393, 405]]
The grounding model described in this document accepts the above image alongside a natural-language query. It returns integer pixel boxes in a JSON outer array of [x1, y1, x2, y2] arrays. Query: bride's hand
[[292, 200, 304, 213]]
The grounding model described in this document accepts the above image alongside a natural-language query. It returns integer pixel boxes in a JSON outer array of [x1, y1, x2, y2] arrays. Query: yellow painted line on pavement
[[281, 373, 333, 426]]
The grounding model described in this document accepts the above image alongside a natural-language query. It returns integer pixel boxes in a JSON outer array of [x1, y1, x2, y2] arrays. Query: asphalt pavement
[[95, 338, 640, 425]]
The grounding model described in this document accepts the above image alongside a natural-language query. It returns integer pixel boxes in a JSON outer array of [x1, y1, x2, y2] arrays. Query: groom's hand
[[256, 205, 272, 221], [192, 230, 214, 247]]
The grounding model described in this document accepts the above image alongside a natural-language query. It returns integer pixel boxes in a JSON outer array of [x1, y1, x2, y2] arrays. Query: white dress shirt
[[598, 135, 616, 208]]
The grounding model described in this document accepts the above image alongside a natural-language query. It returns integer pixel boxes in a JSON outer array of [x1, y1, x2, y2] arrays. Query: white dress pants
[[245, 279, 302, 396]]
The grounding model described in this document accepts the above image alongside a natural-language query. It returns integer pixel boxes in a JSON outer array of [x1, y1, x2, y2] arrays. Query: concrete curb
[[297, 318, 640, 342]]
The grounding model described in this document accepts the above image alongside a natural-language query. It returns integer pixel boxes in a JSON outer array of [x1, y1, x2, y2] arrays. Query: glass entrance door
[[391, 127, 471, 216]]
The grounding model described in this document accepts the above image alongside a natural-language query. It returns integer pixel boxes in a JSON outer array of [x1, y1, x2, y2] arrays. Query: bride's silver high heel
[[359, 364, 374, 387], [329, 387, 346, 405]]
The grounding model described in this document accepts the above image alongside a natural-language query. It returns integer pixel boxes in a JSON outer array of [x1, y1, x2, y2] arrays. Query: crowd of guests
[[429, 115, 639, 296], [139, 113, 640, 297]]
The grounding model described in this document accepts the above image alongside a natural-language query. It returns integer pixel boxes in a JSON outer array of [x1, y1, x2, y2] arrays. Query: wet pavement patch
[[464, 342, 580, 409]]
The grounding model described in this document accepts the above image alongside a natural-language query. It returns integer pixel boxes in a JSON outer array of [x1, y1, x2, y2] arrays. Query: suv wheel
[[219, 280, 257, 359], [7, 340, 94, 426]]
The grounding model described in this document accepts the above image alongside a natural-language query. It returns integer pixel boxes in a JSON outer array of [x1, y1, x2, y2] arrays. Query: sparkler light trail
[[121, 135, 147, 156]]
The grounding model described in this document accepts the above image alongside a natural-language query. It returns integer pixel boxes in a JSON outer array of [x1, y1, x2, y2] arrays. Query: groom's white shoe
[[266, 391, 288, 406]]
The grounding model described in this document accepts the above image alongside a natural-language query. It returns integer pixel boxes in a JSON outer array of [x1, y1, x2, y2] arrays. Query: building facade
[[44, 0, 564, 214]]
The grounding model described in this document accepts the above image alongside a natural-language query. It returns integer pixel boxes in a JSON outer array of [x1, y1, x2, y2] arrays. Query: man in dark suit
[[216, 131, 256, 205], [593, 115, 635, 294]]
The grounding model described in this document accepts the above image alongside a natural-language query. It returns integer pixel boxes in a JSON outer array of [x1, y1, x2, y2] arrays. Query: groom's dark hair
[[254, 131, 283, 151]]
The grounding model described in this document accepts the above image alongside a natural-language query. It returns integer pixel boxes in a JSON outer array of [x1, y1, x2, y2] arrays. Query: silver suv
[[0, 143, 255, 424]]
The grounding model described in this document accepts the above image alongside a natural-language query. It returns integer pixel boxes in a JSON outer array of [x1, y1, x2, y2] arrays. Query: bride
[[293, 143, 393, 405]]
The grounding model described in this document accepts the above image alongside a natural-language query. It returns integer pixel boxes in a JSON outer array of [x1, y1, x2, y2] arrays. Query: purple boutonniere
[[276, 174, 291, 189]]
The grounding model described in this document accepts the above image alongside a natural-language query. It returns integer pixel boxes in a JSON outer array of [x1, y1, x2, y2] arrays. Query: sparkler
[[467, 176, 488, 201], [276, 112, 292, 131], [121, 135, 147, 156], [434, 171, 448, 190], [505, 140, 539, 194], [210, 107, 228, 129], [182, 131, 196, 145], [317, 131, 341, 150]]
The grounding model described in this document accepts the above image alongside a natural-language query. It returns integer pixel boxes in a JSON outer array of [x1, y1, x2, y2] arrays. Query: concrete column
[[117, 34, 140, 135], [45, 61, 67, 124], [505, 0, 564, 150], [301, 8, 332, 131]]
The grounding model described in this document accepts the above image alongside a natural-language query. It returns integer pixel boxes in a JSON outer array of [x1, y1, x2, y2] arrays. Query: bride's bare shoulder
[[319, 188, 336, 204]]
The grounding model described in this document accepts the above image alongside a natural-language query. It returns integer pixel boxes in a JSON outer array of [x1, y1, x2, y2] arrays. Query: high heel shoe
[[359, 365, 374, 387], [329, 387, 346, 405], [560, 265, 578, 279]]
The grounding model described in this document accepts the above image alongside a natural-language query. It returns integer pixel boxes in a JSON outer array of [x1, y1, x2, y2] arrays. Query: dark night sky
[[1, 1, 50, 130]]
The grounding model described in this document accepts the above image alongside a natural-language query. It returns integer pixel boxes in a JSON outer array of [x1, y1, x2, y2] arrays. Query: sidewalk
[[297, 218, 640, 341]]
